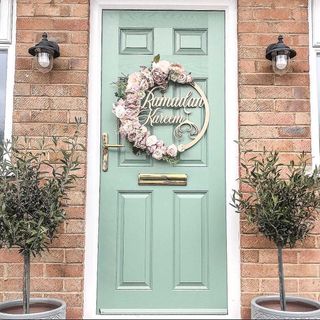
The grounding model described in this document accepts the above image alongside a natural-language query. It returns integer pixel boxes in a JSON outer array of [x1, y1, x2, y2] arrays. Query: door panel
[[97, 10, 226, 314]]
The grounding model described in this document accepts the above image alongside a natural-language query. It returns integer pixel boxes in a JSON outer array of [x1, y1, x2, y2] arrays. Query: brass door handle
[[102, 133, 124, 172]]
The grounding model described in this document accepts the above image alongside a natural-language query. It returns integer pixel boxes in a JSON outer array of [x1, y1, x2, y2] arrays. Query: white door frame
[[84, 1, 240, 318]]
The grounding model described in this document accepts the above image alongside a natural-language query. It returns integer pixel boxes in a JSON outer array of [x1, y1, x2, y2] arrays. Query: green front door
[[97, 10, 226, 314]]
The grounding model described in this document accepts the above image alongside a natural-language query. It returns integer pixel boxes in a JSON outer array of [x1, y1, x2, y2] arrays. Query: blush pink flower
[[146, 135, 158, 147], [152, 60, 170, 75], [152, 68, 168, 87], [152, 146, 166, 160], [166, 144, 178, 157]]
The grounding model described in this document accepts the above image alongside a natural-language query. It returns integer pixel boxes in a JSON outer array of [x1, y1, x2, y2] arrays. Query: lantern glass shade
[[272, 54, 290, 75], [34, 50, 53, 73], [28, 33, 60, 73]]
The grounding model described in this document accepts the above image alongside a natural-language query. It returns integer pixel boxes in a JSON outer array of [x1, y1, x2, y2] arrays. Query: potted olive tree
[[0, 120, 83, 319], [232, 147, 320, 319]]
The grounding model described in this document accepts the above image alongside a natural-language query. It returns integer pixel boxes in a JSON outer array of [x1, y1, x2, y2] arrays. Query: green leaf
[[153, 54, 160, 63]]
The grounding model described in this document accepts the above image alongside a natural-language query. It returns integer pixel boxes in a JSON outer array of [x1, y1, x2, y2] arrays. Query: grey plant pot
[[0, 298, 66, 319], [251, 295, 320, 319]]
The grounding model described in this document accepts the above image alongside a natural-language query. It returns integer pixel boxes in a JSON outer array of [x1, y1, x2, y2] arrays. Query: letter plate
[[138, 173, 187, 186]]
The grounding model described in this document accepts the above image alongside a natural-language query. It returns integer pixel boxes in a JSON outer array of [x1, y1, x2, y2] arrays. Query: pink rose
[[156, 140, 164, 148], [152, 60, 170, 75], [140, 78, 149, 91], [152, 68, 168, 86], [186, 74, 193, 83], [140, 66, 154, 87], [152, 148, 164, 160], [146, 135, 158, 147], [147, 145, 157, 153], [127, 72, 142, 90], [128, 131, 137, 142], [152, 146, 166, 160], [166, 144, 178, 157], [113, 104, 126, 119], [126, 92, 140, 104], [177, 72, 188, 84]]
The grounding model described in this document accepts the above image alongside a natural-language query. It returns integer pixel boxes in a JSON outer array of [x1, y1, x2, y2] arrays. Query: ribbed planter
[[251, 296, 320, 319], [0, 298, 66, 319]]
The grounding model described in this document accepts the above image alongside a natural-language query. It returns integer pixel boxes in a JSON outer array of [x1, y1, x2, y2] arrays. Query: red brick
[[284, 264, 318, 277], [295, 113, 310, 125], [65, 249, 84, 263], [64, 279, 83, 292], [14, 97, 50, 110], [242, 264, 278, 278], [50, 97, 86, 110], [299, 279, 320, 292], [0, 249, 23, 263], [64, 206, 85, 219], [275, 74, 309, 86], [30, 110, 68, 123], [241, 278, 259, 292], [6, 264, 44, 278], [275, 100, 310, 112], [14, 83, 31, 96], [67, 307, 83, 319], [33, 249, 64, 263], [51, 234, 85, 248], [31, 278, 63, 292], [253, 8, 292, 20], [17, 4, 35, 17], [52, 19, 88, 31], [34, 5, 70, 17], [13, 110, 31, 122], [278, 126, 310, 138], [45, 264, 83, 278], [2, 279, 22, 291], [259, 250, 298, 264], [65, 220, 85, 234], [260, 279, 298, 293], [71, 5, 89, 17], [239, 73, 274, 85], [299, 250, 320, 263], [44, 293, 83, 307], [241, 307, 251, 319], [239, 99, 274, 112], [240, 112, 295, 125], [0, 266, 4, 278]]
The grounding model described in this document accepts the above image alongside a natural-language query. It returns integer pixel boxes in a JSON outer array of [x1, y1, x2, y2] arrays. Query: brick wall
[[238, 0, 320, 318], [0, 1, 89, 318]]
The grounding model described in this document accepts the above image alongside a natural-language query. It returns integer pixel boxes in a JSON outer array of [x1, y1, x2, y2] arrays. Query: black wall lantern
[[28, 32, 60, 73], [266, 35, 296, 75]]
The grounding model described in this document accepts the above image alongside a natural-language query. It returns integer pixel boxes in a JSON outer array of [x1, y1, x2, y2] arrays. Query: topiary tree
[[232, 146, 320, 311], [0, 119, 84, 314]]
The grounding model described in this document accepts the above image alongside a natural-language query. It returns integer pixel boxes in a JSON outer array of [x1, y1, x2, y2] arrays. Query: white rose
[[146, 135, 158, 147], [152, 60, 170, 75], [114, 105, 126, 119], [152, 148, 164, 160], [166, 144, 178, 157]]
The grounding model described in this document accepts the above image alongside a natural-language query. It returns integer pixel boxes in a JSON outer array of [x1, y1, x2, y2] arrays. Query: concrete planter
[[252, 295, 320, 319], [0, 298, 66, 319]]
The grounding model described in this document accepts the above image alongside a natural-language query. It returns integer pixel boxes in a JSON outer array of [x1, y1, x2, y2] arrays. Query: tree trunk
[[23, 251, 30, 314], [277, 245, 286, 311]]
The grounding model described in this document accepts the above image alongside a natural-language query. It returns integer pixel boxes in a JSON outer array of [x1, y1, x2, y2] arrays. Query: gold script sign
[[139, 83, 209, 152]]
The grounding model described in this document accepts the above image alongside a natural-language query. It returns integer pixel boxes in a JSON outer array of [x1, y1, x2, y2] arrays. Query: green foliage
[[113, 75, 128, 100], [232, 147, 320, 248], [153, 54, 160, 63], [0, 120, 83, 257]]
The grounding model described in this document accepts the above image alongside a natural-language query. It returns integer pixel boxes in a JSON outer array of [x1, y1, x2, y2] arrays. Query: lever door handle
[[102, 133, 124, 172]]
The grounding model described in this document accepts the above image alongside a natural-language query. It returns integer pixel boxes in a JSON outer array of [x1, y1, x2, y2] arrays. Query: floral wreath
[[112, 55, 193, 163]]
